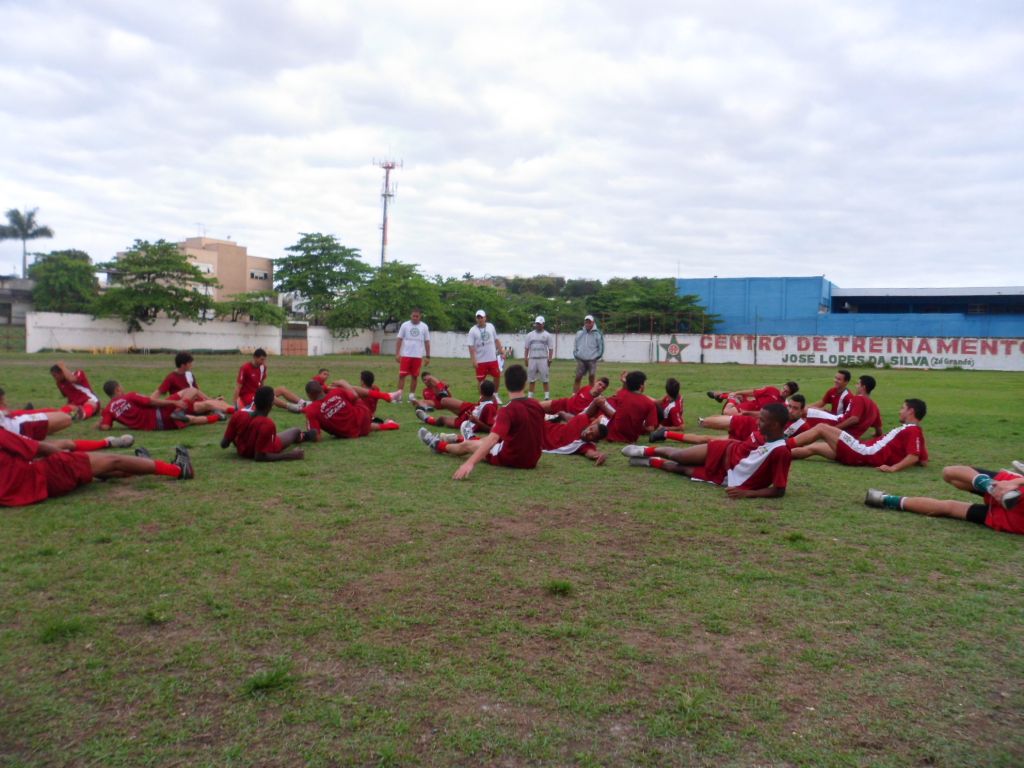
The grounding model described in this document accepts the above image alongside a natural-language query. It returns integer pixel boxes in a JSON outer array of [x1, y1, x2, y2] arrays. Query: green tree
[[28, 249, 99, 313], [0, 208, 54, 278], [327, 262, 448, 336], [434, 278, 515, 332], [590, 277, 716, 333], [94, 239, 219, 332], [215, 291, 288, 325], [275, 233, 371, 324]]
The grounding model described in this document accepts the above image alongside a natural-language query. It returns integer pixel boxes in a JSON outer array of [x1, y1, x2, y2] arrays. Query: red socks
[[436, 441, 449, 453], [153, 460, 182, 478], [74, 439, 109, 452], [644, 446, 656, 457], [650, 457, 665, 469], [666, 431, 685, 442], [378, 420, 400, 431], [205, 414, 220, 424]]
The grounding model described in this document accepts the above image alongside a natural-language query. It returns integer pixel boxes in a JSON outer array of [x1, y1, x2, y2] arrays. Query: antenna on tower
[[373, 158, 402, 267]]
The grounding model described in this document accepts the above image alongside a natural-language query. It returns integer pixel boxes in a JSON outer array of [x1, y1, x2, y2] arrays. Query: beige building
[[178, 237, 273, 301]]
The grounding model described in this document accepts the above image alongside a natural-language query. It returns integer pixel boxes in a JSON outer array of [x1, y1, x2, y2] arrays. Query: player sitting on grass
[[1, 428, 192, 507], [650, 394, 824, 444], [233, 348, 309, 413], [787, 398, 927, 473], [865, 464, 1023, 535], [221, 386, 311, 461], [829, 375, 883, 440], [303, 380, 399, 440], [707, 380, 799, 416], [152, 351, 234, 416], [100, 381, 225, 431], [622, 403, 792, 499], [808, 369, 852, 416], [416, 379, 499, 437], [49, 361, 102, 421], [603, 371, 659, 443], [657, 377, 684, 429], [409, 372, 453, 411], [419, 364, 545, 480]]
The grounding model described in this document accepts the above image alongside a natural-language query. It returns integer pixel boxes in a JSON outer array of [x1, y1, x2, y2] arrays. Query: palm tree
[[0, 208, 54, 278]]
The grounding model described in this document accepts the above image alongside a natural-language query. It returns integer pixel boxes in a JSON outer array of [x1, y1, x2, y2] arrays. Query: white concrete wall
[[308, 327, 374, 356], [26, 312, 283, 354]]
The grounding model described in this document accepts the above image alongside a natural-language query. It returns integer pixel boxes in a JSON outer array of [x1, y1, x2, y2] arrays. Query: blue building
[[677, 276, 1024, 338]]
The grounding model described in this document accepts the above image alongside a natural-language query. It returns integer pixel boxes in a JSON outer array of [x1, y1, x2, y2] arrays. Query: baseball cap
[[475, 309, 486, 317], [584, 314, 595, 322], [534, 315, 545, 324]]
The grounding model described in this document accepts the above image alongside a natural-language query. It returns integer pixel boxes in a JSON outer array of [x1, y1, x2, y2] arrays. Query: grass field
[[1, 352, 1022, 767]]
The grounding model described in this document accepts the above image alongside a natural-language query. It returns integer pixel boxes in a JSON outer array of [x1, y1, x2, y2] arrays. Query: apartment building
[[179, 237, 273, 301]]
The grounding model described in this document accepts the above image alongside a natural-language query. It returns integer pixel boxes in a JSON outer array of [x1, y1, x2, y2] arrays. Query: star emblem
[[659, 334, 689, 363]]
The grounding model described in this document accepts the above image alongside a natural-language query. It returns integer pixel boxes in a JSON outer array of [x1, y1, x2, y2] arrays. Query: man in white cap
[[467, 309, 504, 387], [524, 315, 554, 399], [573, 314, 604, 392]]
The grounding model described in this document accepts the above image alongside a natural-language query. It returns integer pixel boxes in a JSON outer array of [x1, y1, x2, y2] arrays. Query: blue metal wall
[[678, 277, 1024, 338]]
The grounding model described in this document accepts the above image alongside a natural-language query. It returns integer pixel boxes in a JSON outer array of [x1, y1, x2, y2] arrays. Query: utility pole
[[374, 159, 401, 267]]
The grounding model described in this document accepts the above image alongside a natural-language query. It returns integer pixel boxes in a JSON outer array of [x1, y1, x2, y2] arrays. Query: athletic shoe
[[301, 429, 318, 443], [106, 434, 135, 448], [71, 406, 85, 422], [172, 446, 194, 480], [1001, 489, 1021, 510], [460, 421, 476, 441], [417, 427, 440, 451], [212, 409, 228, 421], [415, 409, 429, 423], [21, 402, 33, 410], [628, 457, 651, 467], [416, 403, 434, 412], [620, 445, 647, 458], [1012, 460, 1024, 475], [298, 399, 311, 408], [286, 403, 304, 413], [389, 391, 402, 404], [864, 488, 887, 508], [134, 447, 152, 459], [649, 427, 667, 443], [438, 433, 460, 443], [706, 391, 718, 401]]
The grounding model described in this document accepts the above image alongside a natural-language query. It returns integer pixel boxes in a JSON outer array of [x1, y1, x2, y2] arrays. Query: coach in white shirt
[[467, 309, 504, 387], [394, 308, 430, 404]]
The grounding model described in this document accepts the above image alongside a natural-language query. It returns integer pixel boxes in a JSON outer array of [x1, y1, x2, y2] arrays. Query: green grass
[[1, 351, 1023, 765]]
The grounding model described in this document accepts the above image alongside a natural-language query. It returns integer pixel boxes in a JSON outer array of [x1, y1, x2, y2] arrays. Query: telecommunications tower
[[374, 159, 402, 267]]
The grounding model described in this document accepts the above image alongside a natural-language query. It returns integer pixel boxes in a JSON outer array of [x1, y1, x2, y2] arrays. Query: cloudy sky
[[1, 0, 1021, 287]]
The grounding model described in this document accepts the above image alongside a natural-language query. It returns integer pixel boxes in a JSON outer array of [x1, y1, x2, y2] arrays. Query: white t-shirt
[[397, 320, 430, 358], [468, 323, 499, 364], [524, 330, 553, 361]]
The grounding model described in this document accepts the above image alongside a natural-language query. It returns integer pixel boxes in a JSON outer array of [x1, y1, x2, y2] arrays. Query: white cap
[[475, 309, 486, 317], [584, 314, 595, 322], [534, 315, 545, 324]]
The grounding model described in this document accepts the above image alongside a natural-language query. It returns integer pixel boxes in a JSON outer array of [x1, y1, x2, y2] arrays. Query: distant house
[[0, 276, 34, 325], [178, 237, 274, 301]]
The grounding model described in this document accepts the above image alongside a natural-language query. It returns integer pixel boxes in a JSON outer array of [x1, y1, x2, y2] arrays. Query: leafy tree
[[0, 208, 54, 278], [28, 249, 99, 313], [94, 239, 219, 332], [327, 262, 448, 336], [215, 291, 287, 325], [590, 277, 716, 333], [275, 233, 372, 324], [434, 278, 515, 332]]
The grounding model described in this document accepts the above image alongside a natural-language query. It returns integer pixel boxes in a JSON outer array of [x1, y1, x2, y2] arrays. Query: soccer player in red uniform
[[604, 371, 658, 443], [865, 465, 1023, 534], [49, 361, 102, 421], [651, 394, 828, 445], [152, 352, 234, 416], [0, 387, 75, 437], [830, 375, 883, 440], [221, 387, 310, 460], [808, 370, 852, 416], [789, 399, 928, 472], [233, 348, 307, 412], [1, 429, 192, 507], [709, 380, 799, 416], [541, 399, 609, 464], [303, 380, 398, 440], [420, 365, 545, 479], [100, 381, 222, 431], [622, 404, 792, 499], [657, 377, 684, 428], [543, 378, 610, 415], [416, 380, 499, 433]]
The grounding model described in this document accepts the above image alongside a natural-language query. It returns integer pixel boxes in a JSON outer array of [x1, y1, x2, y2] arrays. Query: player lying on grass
[[865, 464, 1023, 535], [541, 377, 609, 415], [1, 428, 192, 507], [100, 381, 224, 431], [621, 403, 792, 499], [541, 398, 610, 465], [49, 361, 102, 421], [787, 398, 928, 473], [234, 348, 309, 413], [151, 351, 235, 416], [303, 380, 399, 440], [707, 380, 799, 416], [222, 386, 312, 461], [409, 372, 453, 411], [649, 394, 826, 444], [419, 364, 545, 480], [0, 387, 74, 437], [416, 379, 499, 437]]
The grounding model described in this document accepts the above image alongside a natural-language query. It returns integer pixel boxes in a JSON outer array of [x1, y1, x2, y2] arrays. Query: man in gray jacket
[[573, 314, 604, 392]]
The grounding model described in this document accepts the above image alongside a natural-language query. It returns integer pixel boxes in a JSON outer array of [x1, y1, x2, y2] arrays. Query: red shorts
[[399, 357, 424, 378], [452, 402, 476, 427], [727, 415, 758, 442], [475, 361, 501, 381], [59, 401, 99, 419], [41, 452, 93, 497], [18, 417, 50, 441], [691, 440, 730, 485], [834, 436, 880, 467]]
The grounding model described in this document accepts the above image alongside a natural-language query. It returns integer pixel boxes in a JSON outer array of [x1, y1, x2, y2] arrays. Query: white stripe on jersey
[[543, 440, 586, 456], [837, 423, 911, 456], [836, 389, 850, 415], [185, 371, 196, 387], [783, 418, 805, 438], [806, 408, 838, 422], [663, 401, 678, 418], [70, 382, 100, 404], [725, 438, 788, 488]]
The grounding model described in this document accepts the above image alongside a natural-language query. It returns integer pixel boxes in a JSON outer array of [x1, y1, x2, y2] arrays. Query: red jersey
[[458, 398, 498, 430], [983, 471, 1024, 535], [157, 370, 197, 396], [305, 387, 371, 439], [236, 361, 267, 407], [727, 414, 760, 442], [606, 388, 658, 443], [841, 395, 882, 439], [359, 385, 381, 416], [422, 380, 451, 407], [821, 386, 850, 416], [223, 411, 281, 458], [659, 395, 684, 428], [548, 388, 595, 415], [56, 369, 99, 406], [101, 392, 182, 431], [0, 430, 48, 506], [487, 397, 545, 469], [835, 424, 928, 468], [735, 386, 783, 412], [693, 435, 792, 490]]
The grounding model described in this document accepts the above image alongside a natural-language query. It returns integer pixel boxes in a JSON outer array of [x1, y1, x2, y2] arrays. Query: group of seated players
[[2, 355, 1021, 538]]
